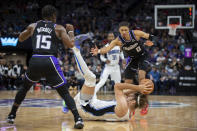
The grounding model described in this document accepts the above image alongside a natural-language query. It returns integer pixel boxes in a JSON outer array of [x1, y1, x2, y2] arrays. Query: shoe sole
[[7, 119, 14, 124], [74, 123, 84, 129]]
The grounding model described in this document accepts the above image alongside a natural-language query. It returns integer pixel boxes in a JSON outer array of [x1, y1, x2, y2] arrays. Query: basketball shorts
[[124, 54, 152, 80], [25, 54, 67, 88]]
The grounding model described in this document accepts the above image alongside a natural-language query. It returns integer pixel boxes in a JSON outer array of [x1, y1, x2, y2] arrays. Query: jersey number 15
[[36, 35, 51, 49]]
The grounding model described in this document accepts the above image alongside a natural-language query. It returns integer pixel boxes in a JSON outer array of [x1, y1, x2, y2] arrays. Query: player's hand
[[122, 60, 126, 69], [66, 24, 74, 32], [138, 81, 152, 94], [145, 40, 154, 46], [90, 46, 99, 56], [106, 60, 110, 64]]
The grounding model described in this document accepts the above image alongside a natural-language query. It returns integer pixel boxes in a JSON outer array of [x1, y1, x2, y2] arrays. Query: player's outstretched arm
[[114, 82, 152, 95], [19, 23, 36, 42], [90, 38, 119, 56], [133, 30, 155, 46]]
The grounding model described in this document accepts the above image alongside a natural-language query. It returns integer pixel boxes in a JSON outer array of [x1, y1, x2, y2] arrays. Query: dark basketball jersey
[[118, 30, 145, 58], [32, 21, 59, 56]]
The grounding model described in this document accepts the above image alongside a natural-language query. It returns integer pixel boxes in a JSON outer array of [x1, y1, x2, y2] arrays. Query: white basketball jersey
[[101, 43, 124, 66], [75, 93, 129, 121]]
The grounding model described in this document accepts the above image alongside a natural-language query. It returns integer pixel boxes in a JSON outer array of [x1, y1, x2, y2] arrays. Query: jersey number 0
[[36, 35, 51, 49]]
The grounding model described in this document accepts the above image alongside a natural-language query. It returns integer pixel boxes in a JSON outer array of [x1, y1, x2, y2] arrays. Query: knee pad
[[84, 71, 96, 87]]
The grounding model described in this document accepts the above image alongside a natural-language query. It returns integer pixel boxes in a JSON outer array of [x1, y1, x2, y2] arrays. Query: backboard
[[154, 5, 195, 30]]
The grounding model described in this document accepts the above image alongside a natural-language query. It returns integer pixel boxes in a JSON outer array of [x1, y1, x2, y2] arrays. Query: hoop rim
[[168, 24, 181, 29]]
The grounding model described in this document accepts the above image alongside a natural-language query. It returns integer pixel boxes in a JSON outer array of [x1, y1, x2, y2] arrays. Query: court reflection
[[61, 117, 149, 131], [0, 121, 17, 131]]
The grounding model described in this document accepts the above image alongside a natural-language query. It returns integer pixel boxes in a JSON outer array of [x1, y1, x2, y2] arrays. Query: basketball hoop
[[168, 24, 180, 36]]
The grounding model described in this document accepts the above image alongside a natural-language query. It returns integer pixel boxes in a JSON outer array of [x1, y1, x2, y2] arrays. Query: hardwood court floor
[[0, 90, 197, 131]]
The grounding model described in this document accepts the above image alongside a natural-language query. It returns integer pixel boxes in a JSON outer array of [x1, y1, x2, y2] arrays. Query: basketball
[[140, 79, 154, 94]]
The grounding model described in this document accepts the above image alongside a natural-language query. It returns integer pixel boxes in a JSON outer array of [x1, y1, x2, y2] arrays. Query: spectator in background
[[149, 66, 161, 94], [8, 62, 17, 90], [0, 58, 4, 89], [63, 66, 70, 80], [94, 64, 102, 83], [57, 54, 63, 66], [12, 60, 24, 88], [2, 59, 9, 90], [194, 53, 197, 71], [68, 75, 78, 90], [156, 52, 166, 65], [169, 66, 179, 95], [68, 66, 75, 76], [160, 68, 169, 95]]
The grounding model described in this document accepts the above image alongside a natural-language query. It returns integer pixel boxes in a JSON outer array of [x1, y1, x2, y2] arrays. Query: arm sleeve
[[74, 34, 90, 48], [120, 51, 125, 60], [100, 55, 107, 62]]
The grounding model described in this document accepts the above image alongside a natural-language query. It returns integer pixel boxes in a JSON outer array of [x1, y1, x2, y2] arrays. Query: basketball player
[[62, 32, 124, 112], [6, 5, 96, 129], [93, 32, 125, 99], [62, 32, 94, 113], [74, 79, 152, 121], [91, 21, 155, 115]]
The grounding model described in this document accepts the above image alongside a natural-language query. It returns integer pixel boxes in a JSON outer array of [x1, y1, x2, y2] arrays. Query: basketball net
[[168, 24, 180, 36]]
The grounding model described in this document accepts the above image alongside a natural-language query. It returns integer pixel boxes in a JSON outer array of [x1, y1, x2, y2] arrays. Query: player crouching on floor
[[63, 79, 153, 121]]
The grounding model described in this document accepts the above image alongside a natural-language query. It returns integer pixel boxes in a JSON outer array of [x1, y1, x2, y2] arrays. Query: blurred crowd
[[0, 53, 26, 90], [0, 0, 196, 95]]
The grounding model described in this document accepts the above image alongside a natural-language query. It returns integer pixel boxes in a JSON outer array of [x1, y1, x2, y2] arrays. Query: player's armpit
[[19, 23, 35, 42]]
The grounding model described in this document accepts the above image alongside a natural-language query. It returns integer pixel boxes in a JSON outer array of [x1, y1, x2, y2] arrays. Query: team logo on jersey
[[0, 37, 18, 46], [123, 43, 138, 50], [0, 99, 190, 108]]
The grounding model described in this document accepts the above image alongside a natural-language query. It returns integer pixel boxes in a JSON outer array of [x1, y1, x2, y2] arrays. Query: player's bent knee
[[84, 71, 96, 87]]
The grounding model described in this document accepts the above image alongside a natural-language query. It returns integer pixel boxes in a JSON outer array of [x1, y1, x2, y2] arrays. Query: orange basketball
[[140, 79, 154, 94]]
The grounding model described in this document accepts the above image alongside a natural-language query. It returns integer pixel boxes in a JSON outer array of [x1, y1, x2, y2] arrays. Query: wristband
[[148, 34, 154, 41], [98, 49, 101, 54], [68, 31, 74, 34]]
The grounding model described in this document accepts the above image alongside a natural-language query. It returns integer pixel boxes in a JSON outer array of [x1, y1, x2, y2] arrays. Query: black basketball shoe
[[74, 117, 84, 129], [7, 114, 16, 124]]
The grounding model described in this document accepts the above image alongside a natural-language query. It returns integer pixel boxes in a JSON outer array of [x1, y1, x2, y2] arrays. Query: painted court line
[[151, 123, 197, 130]]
